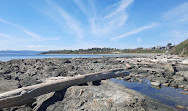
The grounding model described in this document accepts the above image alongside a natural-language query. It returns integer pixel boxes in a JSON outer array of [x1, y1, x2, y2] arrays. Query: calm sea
[[0, 52, 129, 61]]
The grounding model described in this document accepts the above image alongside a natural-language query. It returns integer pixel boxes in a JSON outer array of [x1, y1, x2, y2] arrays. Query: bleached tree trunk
[[0, 68, 128, 108]]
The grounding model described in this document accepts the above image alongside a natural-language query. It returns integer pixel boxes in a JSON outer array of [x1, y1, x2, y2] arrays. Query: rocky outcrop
[[0, 55, 185, 110], [0, 58, 126, 92], [31, 80, 176, 111], [118, 54, 188, 90]]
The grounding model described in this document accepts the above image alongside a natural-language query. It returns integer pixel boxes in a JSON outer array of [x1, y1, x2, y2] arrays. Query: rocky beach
[[0, 54, 187, 111]]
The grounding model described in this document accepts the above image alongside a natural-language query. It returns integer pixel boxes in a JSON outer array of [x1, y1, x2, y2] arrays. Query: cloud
[[22, 29, 42, 39], [43, 0, 84, 39], [0, 18, 41, 39], [89, 0, 133, 36], [111, 23, 159, 40], [41, 0, 134, 39], [73, 0, 89, 16], [162, 2, 188, 23], [0, 18, 60, 41], [160, 2, 188, 45], [0, 33, 12, 38], [168, 30, 188, 44], [103, 0, 133, 20]]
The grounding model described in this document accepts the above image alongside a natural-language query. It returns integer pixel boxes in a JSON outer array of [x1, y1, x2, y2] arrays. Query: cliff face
[[171, 39, 188, 56]]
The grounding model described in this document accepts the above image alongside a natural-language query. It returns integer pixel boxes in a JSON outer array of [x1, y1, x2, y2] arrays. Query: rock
[[19, 76, 42, 87], [151, 77, 168, 84], [175, 64, 188, 71], [0, 70, 4, 75], [151, 81, 161, 87], [179, 91, 188, 95], [0, 57, 181, 110], [3, 75, 12, 80], [124, 76, 131, 81], [164, 64, 174, 74], [162, 83, 170, 87], [184, 85, 188, 91], [176, 81, 188, 88], [32, 80, 176, 111], [0, 78, 19, 94], [173, 74, 186, 81], [64, 59, 71, 63], [170, 82, 178, 88], [125, 63, 132, 69], [176, 71, 188, 80], [2, 106, 33, 111], [176, 105, 186, 109], [181, 59, 188, 65]]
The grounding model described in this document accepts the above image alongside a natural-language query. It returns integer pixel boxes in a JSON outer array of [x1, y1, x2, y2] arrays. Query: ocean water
[[0, 53, 130, 61]]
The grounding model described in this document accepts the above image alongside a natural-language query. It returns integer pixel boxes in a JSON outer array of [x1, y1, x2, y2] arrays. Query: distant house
[[160, 47, 166, 49], [146, 48, 151, 50], [137, 47, 143, 50], [152, 47, 156, 49]]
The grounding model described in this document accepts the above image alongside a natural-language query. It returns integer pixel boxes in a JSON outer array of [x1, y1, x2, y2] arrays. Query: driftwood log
[[0, 68, 128, 108]]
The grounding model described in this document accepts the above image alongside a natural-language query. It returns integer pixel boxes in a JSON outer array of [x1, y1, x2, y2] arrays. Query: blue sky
[[0, 0, 188, 51]]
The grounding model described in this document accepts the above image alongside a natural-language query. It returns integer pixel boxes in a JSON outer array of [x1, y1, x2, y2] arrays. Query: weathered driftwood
[[0, 68, 128, 108]]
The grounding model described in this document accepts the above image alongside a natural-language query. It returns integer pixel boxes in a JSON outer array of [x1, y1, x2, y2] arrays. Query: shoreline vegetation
[[41, 48, 168, 55], [171, 39, 188, 56], [41, 39, 188, 57]]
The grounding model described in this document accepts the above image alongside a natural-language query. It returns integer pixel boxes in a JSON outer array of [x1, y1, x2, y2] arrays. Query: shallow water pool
[[111, 78, 188, 110]]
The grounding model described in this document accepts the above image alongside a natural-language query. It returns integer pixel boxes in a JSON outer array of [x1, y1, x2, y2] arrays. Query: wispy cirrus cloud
[[73, 0, 90, 17], [162, 2, 188, 23], [167, 30, 188, 44], [43, 0, 84, 39], [90, 0, 133, 36], [0, 18, 60, 41], [0, 18, 41, 39], [103, 0, 133, 20], [0, 33, 12, 38], [161, 2, 188, 44], [111, 23, 159, 40], [72, 0, 133, 37]]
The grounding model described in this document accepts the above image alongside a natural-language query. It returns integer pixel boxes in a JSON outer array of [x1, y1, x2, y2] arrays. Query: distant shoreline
[[42, 53, 164, 55]]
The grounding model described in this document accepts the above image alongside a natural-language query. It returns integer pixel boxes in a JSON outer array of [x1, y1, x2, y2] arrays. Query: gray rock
[[170, 82, 178, 88], [0, 57, 181, 111], [173, 74, 186, 81], [164, 64, 175, 74], [151, 81, 161, 87], [175, 64, 188, 71], [176, 71, 188, 80], [176, 81, 188, 88], [151, 77, 168, 84], [19, 76, 42, 87], [32, 80, 176, 111], [124, 76, 131, 80], [162, 83, 170, 87], [0, 70, 4, 75]]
